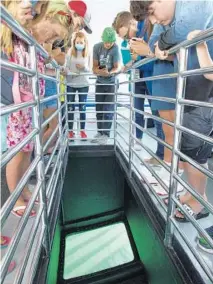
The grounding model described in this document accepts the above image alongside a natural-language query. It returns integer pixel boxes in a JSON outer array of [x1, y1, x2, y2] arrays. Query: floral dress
[[7, 36, 45, 152]]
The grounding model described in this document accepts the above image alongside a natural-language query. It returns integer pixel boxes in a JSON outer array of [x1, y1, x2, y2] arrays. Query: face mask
[[75, 43, 85, 51]]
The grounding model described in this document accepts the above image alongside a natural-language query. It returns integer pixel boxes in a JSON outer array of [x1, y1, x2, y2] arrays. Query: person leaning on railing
[[187, 30, 213, 254], [92, 27, 120, 145], [113, 8, 165, 164], [0, 0, 77, 219], [1, 0, 49, 275], [138, 0, 213, 222]]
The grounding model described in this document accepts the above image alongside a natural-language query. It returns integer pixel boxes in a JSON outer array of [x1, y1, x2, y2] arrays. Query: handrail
[[1, 4, 213, 283]]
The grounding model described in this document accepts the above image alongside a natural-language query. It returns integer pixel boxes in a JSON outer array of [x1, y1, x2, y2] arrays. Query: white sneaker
[[134, 141, 142, 151], [97, 135, 108, 145], [91, 133, 102, 143]]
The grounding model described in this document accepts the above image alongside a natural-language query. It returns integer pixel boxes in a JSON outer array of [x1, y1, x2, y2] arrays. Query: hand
[[42, 43, 53, 54], [129, 38, 149, 56], [76, 64, 84, 70], [131, 52, 138, 61], [51, 48, 61, 58], [187, 30, 202, 41], [99, 68, 109, 77], [154, 42, 168, 60], [16, 1, 34, 26], [60, 67, 67, 76]]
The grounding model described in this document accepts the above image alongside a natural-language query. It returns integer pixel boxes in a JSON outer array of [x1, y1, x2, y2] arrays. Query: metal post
[[76, 90, 80, 137], [114, 77, 119, 150], [63, 77, 69, 150], [30, 45, 50, 256], [129, 69, 135, 177], [164, 47, 188, 248]]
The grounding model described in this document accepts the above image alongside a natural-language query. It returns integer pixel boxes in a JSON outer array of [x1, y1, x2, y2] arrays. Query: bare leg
[[159, 110, 184, 169], [159, 110, 175, 164], [175, 162, 208, 218], [42, 107, 58, 150], [6, 151, 32, 208]]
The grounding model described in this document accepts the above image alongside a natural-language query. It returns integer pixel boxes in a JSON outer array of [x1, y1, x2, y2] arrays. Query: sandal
[[24, 197, 39, 205], [7, 260, 16, 274], [12, 206, 36, 218], [1, 236, 11, 248], [175, 204, 209, 223], [163, 195, 180, 206]]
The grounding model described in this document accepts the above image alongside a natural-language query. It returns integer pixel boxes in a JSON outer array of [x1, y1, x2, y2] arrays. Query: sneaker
[[143, 157, 161, 167], [91, 133, 102, 143], [134, 141, 142, 151], [97, 135, 108, 145], [197, 226, 213, 254], [80, 131, 87, 140], [68, 131, 75, 140]]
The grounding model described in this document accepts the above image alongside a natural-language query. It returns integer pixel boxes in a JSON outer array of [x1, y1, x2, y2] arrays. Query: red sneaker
[[80, 131, 87, 140], [68, 131, 75, 139]]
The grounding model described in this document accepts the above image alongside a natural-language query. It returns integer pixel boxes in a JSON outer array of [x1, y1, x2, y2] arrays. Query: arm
[[109, 62, 119, 75], [188, 30, 213, 81], [109, 45, 120, 74], [196, 43, 213, 80], [158, 2, 209, 50]]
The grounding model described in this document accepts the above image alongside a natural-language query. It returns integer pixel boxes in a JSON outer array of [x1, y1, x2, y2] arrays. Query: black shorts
[[180, 102, 213, 165], [180, 142, 213, 164]]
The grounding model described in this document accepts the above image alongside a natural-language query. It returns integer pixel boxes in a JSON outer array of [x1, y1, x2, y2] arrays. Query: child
[[64, 31, 90, 140]]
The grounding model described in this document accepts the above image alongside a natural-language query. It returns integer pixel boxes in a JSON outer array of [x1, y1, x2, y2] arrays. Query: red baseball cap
[[67, 0, 92, 34]]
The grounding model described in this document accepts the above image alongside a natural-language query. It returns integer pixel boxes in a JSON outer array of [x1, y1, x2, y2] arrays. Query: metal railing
[[1, 2, 213, 283], [114, 29, 213, 282], [0, 5, 68, 284]]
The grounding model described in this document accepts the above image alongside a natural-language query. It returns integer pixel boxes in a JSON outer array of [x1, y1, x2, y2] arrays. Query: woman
[[1, 0, 74, 218], [64, 31, 90, 140]]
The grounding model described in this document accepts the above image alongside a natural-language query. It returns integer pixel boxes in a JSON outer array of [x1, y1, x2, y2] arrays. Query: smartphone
[[99, 66, 106, 70]]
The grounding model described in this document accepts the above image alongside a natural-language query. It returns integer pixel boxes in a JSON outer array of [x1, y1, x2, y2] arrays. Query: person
[[187, 30, 213, 253], [137, 0, 213, 221], [1, 0, 75, 218], [92, 27, 120, 145], [64, 31, 90, 140], [113, 8, 165, 163]]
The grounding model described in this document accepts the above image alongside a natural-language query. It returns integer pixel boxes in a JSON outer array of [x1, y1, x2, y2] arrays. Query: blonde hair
[[1, 0, 73, 55], [70, 31, 88, 58], [1, 0, 49, 55]]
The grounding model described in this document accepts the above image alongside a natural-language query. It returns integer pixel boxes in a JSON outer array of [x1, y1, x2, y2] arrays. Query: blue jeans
[[152, 110, 165, 160], [134, 83, 165, 160], [67, 86, 88, 130], [95, 83, 115, 137]]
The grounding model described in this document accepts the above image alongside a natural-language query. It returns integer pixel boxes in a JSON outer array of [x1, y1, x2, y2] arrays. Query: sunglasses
[[57, 11, 72, 25]]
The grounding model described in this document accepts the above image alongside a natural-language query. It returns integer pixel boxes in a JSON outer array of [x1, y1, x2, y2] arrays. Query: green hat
[[102, 27, 116, 43]]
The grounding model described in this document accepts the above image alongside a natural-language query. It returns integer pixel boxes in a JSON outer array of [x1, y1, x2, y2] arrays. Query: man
[[113, 9, 165, 163], [65, 0, 92, 34], [92, 27, 120, 145], [136, 0, 213, 221]]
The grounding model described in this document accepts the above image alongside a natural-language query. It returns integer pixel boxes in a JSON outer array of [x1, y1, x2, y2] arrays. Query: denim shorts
[[44, 80, 57, 109]]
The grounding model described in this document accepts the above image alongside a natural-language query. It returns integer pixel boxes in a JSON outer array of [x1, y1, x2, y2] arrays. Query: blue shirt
[[148, 25, 177, 110], [157, 0, 213, 109]]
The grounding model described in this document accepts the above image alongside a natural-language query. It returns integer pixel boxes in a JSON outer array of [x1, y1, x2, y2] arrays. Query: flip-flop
[[12, 206, 36, 218], [1, 236, 11, 248], [7, 260, 16, 274], [163, 195, 180, 206], [24, 197, 39, 205], [175, 204, 209, 223]]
